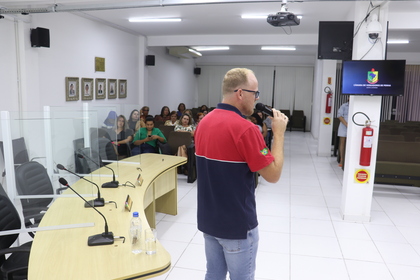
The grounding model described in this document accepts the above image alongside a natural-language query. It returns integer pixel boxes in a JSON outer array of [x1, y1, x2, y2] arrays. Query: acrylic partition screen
[[0, 109, 99, 234]]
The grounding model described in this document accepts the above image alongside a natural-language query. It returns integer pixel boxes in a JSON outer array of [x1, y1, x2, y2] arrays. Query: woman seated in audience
[[127, 109, 140, 131], [177, 103, 186, 118], [134, 118, 145, 133], [252, 111, 268, 138], [164, 111, 179, 126], [184, 109, 195, 125], [140, 106, 150, 121], [102, 111, 117, 129], [154, 106, 171, 122], [131, 116, 166, 155], [199, 104, 209, 114], [194, 112, 204, 129], [112, 115, 133, 159], [175, 113, 195, 137]]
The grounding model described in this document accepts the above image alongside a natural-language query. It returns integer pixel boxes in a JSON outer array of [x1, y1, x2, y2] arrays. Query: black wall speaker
[[194, 67, 201, 75], [145, 55, 155, 66], [30, 27, 50, 48], [318, 21, 354, 60]]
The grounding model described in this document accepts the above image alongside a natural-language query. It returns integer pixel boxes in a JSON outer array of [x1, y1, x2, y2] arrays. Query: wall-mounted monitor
[[341, 60, 406, 96], [318, 21, 354, 60]]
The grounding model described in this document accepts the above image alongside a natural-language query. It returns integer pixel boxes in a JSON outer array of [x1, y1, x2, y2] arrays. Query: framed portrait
[[95, 78, 106, 100], [118, 79, 127, 98], [81, 78, 94, 101], [108, 79, 117, 99], [65, 77, 79, 101]]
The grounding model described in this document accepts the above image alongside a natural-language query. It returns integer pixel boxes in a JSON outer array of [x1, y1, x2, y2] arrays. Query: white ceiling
[[1, 0, 420, 57]]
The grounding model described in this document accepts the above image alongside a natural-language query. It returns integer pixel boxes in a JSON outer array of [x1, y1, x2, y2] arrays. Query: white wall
[[146, 47, 198, 116], [1, 12, 144, 114], [0, 18, 20, 112]]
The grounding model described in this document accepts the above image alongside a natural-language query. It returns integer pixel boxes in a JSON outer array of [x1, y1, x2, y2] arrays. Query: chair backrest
[[280, 109, 290, 118], [0, 184, 21, 252], [167, 131, 192, 155], [292, 110, 305, 118], [159, 125, 175, 141], [15, 162, 53, 212], [0, 137, 30, 166], [91, 137, 118, 162], [75, 148, 101, 173]]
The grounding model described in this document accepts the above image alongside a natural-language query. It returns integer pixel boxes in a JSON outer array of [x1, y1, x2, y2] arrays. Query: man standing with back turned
[[195, 68, 288, 280]]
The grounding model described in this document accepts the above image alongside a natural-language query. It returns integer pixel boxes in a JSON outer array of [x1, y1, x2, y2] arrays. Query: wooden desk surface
[[28, 154, 187, 280]]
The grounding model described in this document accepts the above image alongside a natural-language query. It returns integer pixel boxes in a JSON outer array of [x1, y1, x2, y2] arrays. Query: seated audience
[[200, 104, 209, 115], [184, 109, 195, 125], [102, 111, 117, 129], [164, 111, 179, 126], [194, 112, 204, 129], [154, 106, 171, 122], [252, 111, 268, 138], [177, 103, 186, 118], [132, 116, 166, 155], [112, 115, 133, 159], [175, 113, 195, 137], [127, 109, 140, 131], [140, 106, 150, 121]]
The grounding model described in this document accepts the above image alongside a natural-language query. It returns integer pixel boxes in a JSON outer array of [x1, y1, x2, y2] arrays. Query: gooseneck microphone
[[77, 152, 119, 188], [255, 103, 274, 117], [58, 178, 114, 246], [57, 164, 105, 208]]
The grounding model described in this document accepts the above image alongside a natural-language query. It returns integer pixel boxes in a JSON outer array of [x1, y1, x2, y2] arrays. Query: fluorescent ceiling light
[[129, 18, 181, 23], [387, 39, 409, 44], [242, 14, 302, 19], [261, 46, 296, 51], [188, 48, 202, 57], [194, 46, 230, 51]]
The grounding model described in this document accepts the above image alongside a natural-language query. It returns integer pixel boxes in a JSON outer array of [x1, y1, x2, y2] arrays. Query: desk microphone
[[56, 164, 105, 208], [255, 103, 273, 117], [58, 178, 114, 246], [77, 152, 119, 188]]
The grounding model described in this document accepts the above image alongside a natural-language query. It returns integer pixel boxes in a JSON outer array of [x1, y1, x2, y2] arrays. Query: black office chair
[[91, 137, 118, 164], [0, 137, 30, 178], [15, 161, 55, 233], [0, 184, 32, 280]]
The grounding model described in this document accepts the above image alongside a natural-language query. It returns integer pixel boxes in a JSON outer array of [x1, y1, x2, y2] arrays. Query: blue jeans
[[203, 227, 259, 280]]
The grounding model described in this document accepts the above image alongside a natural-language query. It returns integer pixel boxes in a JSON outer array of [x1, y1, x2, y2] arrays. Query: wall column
[[340, 1, 388, 222]]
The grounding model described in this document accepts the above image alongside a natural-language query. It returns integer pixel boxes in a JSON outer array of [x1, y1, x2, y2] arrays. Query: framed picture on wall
[[118, 79, 127, 98], [108, 79, 117, 99], [81, 78, 94, 100], [65, 77, 79, 101], [95, 78, 106, 100]]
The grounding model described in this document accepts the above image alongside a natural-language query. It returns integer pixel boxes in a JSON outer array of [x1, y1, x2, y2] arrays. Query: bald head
[[222, 68, 255, 96]]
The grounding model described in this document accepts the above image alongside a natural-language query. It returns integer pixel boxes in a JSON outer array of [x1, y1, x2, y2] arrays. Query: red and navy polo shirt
[[195, 103, 274, 239]]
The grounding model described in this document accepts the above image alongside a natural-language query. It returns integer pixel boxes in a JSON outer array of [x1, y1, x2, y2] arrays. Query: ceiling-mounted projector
[[267, 12, 300, 26]]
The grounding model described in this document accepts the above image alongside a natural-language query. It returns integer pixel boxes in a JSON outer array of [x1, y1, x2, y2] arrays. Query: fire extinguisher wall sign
[[360, 121, 374, 166]]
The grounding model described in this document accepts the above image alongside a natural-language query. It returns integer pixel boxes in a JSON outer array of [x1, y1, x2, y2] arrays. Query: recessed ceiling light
[[129, 18, 182, 23], [194, 46, 230, 51], [261, 46, 296, 51], [387, 40, 409, 44]]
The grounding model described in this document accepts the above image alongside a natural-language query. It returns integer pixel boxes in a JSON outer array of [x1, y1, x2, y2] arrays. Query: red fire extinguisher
[[325, 92, 332, 113], [360, 120, 374, 166]]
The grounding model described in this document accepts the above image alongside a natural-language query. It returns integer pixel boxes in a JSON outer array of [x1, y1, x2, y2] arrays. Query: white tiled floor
[[153, 132, 420, 280]]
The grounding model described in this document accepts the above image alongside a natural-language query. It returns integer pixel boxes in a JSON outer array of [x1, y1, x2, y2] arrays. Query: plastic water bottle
[[130, 212, 142, 254]]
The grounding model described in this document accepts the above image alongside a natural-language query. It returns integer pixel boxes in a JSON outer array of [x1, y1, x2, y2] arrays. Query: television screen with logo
[[341, 60, 406, 96]]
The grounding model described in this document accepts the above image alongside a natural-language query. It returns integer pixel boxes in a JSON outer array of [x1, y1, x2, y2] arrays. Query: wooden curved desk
[[28, 154, 187, 280]]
